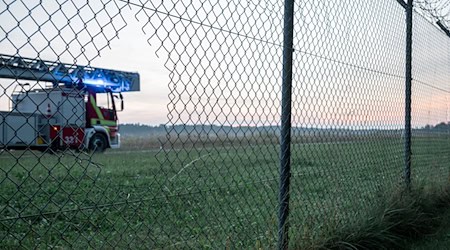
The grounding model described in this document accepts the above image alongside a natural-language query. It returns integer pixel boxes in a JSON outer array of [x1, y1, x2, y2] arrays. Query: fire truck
[[0, 54, 140, 152]]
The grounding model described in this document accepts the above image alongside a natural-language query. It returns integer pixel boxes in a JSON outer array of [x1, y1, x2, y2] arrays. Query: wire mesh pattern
[[411, 10, 450, 187], [134, 0, 284, 247], [290, 1, 407, 246], [0, 0, 449, 249]]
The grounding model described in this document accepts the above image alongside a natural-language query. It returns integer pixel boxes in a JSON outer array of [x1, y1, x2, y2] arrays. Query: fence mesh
[[289, 1, 407, 246], [0, 0, 450, 249], [411, 9, 450, 188]]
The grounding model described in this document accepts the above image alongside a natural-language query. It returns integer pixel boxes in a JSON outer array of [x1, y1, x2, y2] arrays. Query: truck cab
[[85, 89, 123, 152]]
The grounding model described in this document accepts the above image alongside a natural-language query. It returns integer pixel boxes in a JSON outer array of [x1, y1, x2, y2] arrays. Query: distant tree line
[[423, 122, 450, 131], [119, 122, 450, 138], [119, 123, 166, 137]]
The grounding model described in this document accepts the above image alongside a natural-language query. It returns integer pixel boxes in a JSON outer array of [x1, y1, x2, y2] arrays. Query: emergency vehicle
[[0, 54, 140, 152]]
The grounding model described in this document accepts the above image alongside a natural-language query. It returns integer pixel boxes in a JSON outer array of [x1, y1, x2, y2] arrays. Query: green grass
[[315, 184, 450, 250], [0, 135, 449, 249], [411, 209, 450, 250]]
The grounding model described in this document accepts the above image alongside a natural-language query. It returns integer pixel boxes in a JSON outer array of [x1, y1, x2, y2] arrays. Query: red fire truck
[[0, 54, 140, 152]]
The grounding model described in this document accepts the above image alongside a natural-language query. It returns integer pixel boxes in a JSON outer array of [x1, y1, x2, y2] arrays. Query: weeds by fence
[[1, 0, 450, 249]]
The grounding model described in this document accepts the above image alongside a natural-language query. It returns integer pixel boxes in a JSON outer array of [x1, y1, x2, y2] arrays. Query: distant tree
[[434, 122, 448, 131]]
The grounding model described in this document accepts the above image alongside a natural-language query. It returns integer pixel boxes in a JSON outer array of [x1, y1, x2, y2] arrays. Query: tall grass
[[307, 185, 450, 250]]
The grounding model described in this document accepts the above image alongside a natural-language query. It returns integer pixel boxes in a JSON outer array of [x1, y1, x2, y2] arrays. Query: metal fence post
[[278, 0, 295, 249], [405, 0, 413, 188]]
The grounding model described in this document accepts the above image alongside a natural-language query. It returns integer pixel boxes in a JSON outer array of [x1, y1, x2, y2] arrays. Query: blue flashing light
[[54, 67, 139, 93], [0, 54, 140, 93]]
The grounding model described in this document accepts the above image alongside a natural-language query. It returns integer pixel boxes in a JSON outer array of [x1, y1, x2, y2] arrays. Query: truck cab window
[[96, 93, 112, 110]]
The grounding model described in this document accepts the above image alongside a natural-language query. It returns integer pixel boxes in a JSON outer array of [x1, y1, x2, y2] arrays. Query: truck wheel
[[89, 133, 107, 153]]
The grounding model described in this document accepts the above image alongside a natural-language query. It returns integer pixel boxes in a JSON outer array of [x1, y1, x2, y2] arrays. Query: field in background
[[0, 135, 449, 248], [119, 125, 406, 151]]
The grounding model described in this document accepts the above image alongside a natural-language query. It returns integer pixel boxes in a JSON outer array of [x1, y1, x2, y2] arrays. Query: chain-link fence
[[288, 1, 407, 247], [1, 0, 450, 249]]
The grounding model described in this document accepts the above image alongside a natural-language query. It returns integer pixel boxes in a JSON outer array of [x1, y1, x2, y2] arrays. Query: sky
[[1, 0, 450, 129]]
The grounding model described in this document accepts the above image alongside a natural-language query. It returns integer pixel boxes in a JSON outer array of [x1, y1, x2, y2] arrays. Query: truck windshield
[[95, 92, 115, 111]]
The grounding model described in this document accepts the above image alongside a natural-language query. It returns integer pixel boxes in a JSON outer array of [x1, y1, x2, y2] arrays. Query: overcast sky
[[1, 0, 449, 128]]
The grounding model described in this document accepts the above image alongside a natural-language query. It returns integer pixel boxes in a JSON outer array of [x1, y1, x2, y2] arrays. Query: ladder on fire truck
[[0, 54, 140, 92]]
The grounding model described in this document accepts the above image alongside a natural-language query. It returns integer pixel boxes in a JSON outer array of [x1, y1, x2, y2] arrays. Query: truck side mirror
[[119, 93, 124, 111], [113, 94, 124, 111]]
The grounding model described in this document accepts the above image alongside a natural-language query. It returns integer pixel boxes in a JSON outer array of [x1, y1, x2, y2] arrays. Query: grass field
[[0, 135, 449, 248]]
